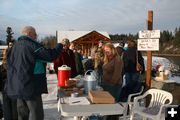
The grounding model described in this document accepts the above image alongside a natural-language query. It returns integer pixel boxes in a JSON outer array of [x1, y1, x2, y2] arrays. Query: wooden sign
[[138, 39, 159, 51], [139, 30, 160, 38]]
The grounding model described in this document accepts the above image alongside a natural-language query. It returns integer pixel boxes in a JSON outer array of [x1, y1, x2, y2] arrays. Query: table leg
[[74, 116, 83, 120], [74, 116, 88, 120], [81, 116, 88, 120]]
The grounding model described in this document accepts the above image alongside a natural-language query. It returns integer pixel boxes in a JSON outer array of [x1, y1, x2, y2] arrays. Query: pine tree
[[173, 27, 180, 46], [6, 27, 14, 47]]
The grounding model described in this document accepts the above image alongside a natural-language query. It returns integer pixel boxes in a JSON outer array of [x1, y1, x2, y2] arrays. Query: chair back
[[145, 89, 173, 107]]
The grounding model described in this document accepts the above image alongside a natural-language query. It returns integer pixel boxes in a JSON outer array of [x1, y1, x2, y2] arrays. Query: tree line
[[109, 27, 180, 46], [109, 27, 180, 54]]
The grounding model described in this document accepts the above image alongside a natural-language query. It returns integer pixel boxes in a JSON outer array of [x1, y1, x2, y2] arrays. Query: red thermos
[[58, 65, 71, 87]]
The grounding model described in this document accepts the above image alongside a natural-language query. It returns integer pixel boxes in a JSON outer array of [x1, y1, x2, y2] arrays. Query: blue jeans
[[125, 73, 140, 85], [119, 73, 142, 102], [101, 83, 122, 102]]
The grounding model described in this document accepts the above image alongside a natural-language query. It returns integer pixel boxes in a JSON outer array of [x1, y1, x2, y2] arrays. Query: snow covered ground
[[143, 56, 180, 83]]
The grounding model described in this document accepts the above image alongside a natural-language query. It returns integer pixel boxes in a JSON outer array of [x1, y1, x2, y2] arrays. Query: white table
[[58, 98, 125, 120], [152, 79, 176, 92], [154, 79, 176, 83]]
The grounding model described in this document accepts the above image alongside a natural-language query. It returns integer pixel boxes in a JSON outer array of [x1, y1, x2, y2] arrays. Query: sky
[[0, 0, 180, 40]]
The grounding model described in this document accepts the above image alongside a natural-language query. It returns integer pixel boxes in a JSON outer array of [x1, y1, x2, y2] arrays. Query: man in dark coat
[[7, 26, 63, 120]]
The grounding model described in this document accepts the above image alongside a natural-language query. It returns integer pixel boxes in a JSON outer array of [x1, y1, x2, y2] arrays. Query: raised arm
[[34, 43, 63, 62]]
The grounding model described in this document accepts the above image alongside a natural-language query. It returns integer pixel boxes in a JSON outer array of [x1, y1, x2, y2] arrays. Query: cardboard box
[[88, 90, 115, 104]]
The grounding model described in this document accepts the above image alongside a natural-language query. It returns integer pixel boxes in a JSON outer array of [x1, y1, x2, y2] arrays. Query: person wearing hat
[[61, 38, 70, 48], [54, 38, 77, 78], [54, 38, 77, 100]]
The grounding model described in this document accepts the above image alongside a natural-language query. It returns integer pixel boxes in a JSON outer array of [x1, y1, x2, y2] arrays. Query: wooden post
[[85, 44, 88, 57], [144, 10, 153, 107], [56, 30, 58, 43], [146, 11, 153, 89], [88, 44, 90, 56]]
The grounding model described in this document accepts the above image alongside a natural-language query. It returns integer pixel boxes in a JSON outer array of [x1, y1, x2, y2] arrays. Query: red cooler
[[58, 65, 71, 87]]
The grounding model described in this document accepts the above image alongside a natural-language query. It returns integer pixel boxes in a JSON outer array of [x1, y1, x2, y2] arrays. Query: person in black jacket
[[6, 26, 63, 120], [1, 47, 18, 120], [120, 39, 145, 102]]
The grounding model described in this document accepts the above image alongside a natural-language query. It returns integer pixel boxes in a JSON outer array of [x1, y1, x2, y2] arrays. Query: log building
[[57, 30, 111, 57]]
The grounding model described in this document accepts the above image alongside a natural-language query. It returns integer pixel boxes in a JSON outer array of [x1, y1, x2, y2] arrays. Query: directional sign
[[138, 39, 159, 51], [139, 30, 160, 38]]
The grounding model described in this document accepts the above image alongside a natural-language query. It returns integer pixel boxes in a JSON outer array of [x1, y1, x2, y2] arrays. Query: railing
[[0, 45, 8, 49]]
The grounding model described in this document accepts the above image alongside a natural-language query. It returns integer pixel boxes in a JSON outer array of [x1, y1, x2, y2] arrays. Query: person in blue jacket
[[6, 26, 63, 120]]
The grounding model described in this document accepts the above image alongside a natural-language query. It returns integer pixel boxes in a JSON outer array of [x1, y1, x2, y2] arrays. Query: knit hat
[[61, 38, 70, 45]]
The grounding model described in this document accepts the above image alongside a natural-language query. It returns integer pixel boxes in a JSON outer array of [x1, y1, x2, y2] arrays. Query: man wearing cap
[[54, 38, 77, 78]]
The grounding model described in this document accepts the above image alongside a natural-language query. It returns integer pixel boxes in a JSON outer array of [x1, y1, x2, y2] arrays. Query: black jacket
[[0, 64, 6, 91], [123, 48, 145, 74], [7, 36, 63, 100]]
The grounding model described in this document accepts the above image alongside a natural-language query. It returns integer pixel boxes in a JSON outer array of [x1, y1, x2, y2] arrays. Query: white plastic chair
[[130, 89, 173, 120], [121, 86, 144, 120]]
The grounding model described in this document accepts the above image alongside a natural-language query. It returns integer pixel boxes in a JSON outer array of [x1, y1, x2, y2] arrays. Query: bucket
[[58, 65, 71, 87], [84, 70, 97, 94]]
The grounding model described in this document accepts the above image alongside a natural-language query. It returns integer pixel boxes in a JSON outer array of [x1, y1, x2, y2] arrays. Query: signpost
[[138, 11, 160, 90]]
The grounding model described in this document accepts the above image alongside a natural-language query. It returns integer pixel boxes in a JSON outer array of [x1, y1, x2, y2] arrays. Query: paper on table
[[62, 97, 90, 105]]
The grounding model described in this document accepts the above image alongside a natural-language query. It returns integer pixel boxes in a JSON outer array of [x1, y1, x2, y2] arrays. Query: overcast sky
[[0, 0, 180, 40]]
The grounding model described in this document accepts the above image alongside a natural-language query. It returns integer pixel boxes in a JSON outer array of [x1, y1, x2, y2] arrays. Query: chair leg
[[142, 116, 146, 120], [122, 103, 128, 120], [81, 116, 88, 120], [130, 113, 134, 120]]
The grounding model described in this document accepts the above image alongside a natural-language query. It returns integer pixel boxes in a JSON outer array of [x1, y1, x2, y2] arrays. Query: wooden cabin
[[57, 30, 111, 57]]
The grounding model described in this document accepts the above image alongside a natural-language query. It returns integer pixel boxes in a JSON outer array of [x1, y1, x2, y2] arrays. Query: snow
[[143, 56, 180, 83], [143, 56, 172, 70], [170, 76, 180, 83]]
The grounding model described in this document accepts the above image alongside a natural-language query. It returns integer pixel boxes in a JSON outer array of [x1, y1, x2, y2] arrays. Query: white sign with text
[[138, 39, 159, 51], [139, 30, 160, 38]]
